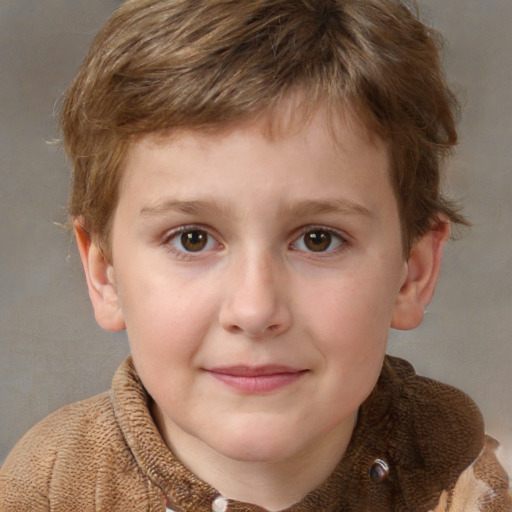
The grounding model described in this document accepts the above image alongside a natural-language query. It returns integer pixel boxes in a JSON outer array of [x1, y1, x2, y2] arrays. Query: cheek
[[299, 270, 399, 381], [117, 270, 220, 362], [305, 274, 398, 336]]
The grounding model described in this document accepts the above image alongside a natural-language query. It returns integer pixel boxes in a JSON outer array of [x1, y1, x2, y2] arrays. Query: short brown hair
[[61, 0, 466, 258]]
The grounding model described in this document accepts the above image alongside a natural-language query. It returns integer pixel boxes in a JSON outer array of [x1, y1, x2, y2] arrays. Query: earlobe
[[74, 221, 126, 332], [391, 218, 450, 331]]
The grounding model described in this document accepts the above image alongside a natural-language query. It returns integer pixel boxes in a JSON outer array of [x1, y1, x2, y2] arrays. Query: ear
[[74, 221, 126, 332], [391, 218, 450, 330]]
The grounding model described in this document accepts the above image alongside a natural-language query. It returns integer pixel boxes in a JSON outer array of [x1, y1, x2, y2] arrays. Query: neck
[[153, 407, 356, 511]]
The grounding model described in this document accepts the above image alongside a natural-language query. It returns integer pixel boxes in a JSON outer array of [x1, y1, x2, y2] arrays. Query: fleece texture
[[1, 356, 510, 511]]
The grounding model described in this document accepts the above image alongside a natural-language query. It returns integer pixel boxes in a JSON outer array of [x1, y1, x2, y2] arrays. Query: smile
[[206, 366, 309, 393]]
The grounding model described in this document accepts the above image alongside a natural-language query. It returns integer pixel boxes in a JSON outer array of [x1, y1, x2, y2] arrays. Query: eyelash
[[162, 225, 349, 259]]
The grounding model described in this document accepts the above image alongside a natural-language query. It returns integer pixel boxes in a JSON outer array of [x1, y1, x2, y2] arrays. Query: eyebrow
[[140, 199, 232, 218], [281, 199, 373, 219]]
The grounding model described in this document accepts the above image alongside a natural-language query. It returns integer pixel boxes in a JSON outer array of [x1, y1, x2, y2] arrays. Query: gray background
[[1, 0, 511, 473]]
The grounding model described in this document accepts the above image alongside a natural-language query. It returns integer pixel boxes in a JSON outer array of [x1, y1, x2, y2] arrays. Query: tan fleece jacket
[[1, 356, 510, 511]]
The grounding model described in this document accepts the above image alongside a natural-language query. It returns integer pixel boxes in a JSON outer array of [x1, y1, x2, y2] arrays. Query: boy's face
[[85, 107, 433, 466]]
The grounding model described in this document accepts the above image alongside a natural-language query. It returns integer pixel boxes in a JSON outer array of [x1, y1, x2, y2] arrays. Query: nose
[[219, 252, 292, 338]]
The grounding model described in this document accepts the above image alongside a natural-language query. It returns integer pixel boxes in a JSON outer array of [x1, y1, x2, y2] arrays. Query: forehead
[[118, 103, 393, 221]]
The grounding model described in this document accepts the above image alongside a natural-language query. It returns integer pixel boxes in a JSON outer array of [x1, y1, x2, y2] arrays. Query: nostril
[[223, 322, 283, 338], [218, 279, 292, 338]]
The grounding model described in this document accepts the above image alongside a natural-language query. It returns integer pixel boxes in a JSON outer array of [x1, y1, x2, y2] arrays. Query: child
[[1, 0, 510, 510]]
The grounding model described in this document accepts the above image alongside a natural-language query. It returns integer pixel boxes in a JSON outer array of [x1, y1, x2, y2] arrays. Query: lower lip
[[209, 371, 307, 393]]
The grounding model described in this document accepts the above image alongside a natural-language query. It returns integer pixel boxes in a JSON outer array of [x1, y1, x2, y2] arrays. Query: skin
[[76, 106, 449, 510]]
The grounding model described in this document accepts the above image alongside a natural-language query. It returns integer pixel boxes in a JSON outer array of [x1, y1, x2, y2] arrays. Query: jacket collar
[[111, 356, 484, 512]]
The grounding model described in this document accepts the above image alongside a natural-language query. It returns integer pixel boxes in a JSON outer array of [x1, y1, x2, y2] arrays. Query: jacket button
[[368, 458, 390, 482], [212, 496, 229, 512]]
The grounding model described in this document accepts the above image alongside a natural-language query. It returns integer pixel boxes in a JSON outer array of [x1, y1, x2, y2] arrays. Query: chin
[[218, 441, 296, 464], [207, 423, 307, 464]]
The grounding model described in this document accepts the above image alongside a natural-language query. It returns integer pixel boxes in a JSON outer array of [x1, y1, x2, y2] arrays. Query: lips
[[206, 365, 308, 393]]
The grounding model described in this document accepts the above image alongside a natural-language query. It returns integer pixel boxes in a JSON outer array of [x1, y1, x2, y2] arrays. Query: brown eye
[[293, 228, 344, 253], [181, 230, 207, 252], [170, 229, 215, 253], [304, 230, 332, 252]]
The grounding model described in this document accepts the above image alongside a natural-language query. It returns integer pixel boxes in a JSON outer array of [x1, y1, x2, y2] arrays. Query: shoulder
[[1, 391, 116, 467], [2, 391, 118, 467], [0, 392, 126, 510], [431, 436, 512, 512], [374, 357, 485, 507], [385, 355, 485, 466], [377, 357, 511, 510], [0, 360, 164, 512]]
